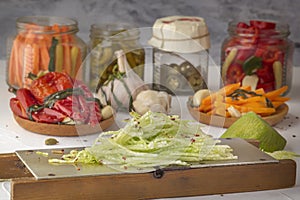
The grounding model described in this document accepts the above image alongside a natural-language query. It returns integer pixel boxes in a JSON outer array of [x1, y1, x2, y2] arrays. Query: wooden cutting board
[[0, 140, 296, 200]]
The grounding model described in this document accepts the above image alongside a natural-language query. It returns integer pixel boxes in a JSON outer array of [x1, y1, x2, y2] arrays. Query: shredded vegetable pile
[[49, 111, 237, 171]]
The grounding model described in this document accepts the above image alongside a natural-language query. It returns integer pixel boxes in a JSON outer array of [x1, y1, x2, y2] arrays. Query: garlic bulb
[[95, 50, 148, 111], [133, 90, 171, 115]]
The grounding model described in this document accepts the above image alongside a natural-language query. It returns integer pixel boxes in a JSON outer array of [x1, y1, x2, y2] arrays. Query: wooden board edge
[[0, 153, 33, 180], [11, 159, 296, 200]]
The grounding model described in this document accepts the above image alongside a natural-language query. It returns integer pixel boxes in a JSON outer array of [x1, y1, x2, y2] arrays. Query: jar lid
[[148, 16, 210, 53]]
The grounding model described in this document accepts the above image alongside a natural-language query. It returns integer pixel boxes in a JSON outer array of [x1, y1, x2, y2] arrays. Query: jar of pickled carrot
[[6, 16, 87, 90], [221, 20, 294, 94]]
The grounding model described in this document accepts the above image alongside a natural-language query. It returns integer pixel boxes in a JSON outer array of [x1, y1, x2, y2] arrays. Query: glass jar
[[221, 20, 294, 94], [149, 16, 210, 95], [6, 16, 87, 90], [152, 49, 208, 95], [86, 23, 145, 91]]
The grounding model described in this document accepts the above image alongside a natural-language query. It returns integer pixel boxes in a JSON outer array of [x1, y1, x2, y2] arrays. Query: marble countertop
[[0, 60, 299, 199]]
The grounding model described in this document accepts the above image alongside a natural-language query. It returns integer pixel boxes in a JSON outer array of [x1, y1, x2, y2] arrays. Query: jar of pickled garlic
[[86, 23, 145, 91], [6, 16, 87, 90], [221, 20, 294, 94], [149, 16, 210, 95]]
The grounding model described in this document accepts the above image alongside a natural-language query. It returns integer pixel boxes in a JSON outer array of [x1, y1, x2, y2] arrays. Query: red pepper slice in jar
[[30, 72, 74, 103], [249, 20, 276, 30], [234, 48, 255, 64], [222, 20, 288, 92], [225, 64, 245, 84], [257, 81, 275, 93], [256, 65, 275, 85]]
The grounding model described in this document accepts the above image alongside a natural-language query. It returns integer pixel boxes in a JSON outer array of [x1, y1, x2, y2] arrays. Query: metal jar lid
[[148, 16, 210, 53]]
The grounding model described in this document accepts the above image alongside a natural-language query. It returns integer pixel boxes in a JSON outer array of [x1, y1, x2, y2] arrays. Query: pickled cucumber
[[156, 61, 207, 94], [87, 27, 145, 91]]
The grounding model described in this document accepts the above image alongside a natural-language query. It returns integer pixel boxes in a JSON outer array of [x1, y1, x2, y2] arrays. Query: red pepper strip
[[10, 98, 27, 119], [77, 95, 91, 123], [87, 101, 102, 126], [74, 80, 94, 98], [262, 50, 280, 64], [53, 96, 88, 124], [32, 108, 66, 123], [234, 47, 255, 63], [16, 88, 39, 111], [257, 65, 275, 84], [254, 48, 265, 57]]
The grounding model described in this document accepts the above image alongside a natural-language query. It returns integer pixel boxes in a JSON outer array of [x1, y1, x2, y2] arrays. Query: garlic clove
[[193, 89, 210, 107], [242, 74, 259, 91], [133, 100, 150, 115], [228, 106, 241, 118], [101, 105, 114, 120]]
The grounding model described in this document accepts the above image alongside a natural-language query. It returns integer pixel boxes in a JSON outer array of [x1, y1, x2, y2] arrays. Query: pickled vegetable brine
[[86, 23, 145, 91], [221, 20, 294, 94], [7, 16, 86, 89]]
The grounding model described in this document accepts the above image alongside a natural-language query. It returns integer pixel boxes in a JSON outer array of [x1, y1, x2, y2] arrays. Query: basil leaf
[[242, 56, 262, 75]]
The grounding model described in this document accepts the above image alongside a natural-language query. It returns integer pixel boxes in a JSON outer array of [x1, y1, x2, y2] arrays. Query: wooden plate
[[13, 115, 115, 137], [187, 98, 289, 128]]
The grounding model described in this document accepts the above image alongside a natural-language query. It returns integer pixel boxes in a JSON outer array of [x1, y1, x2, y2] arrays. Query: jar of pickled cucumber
[[149, 16, 210, 95], [221, 20, 294, 94], [86, 23, 145, 91], [6, 16, 87, 90]]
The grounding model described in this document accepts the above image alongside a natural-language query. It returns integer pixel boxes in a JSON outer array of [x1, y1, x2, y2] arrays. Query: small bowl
[[187, 97, 289, 128], [13, 115, 115, 136]]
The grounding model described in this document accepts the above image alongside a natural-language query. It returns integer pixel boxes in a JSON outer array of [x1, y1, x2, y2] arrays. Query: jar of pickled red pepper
[[221, 20, 294, 94], [86, 23, 145, 91], [149, 16, 210, 95], [6, 16, 87, 90]]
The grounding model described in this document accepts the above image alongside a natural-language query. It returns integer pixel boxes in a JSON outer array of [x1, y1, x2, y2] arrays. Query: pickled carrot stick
[[13, 38, 24, 87], [39, 42, 50, 71], [52, 24, 60, 33], [201, 83, 241, 105], [23, 44, 34, 87], [15, 52, 23, 88], [253, 88, 265, 95], [8, 40, 18, 86], [32, 44, 40, 75], [16, 35, 25, 71], [264, 86, 288, 100], [61, 25, 73, 43], [24, 30, 35, 44]]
